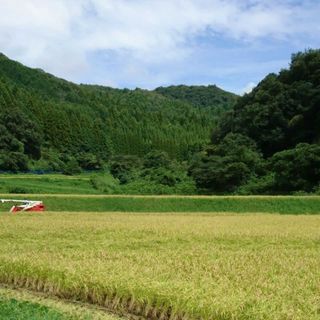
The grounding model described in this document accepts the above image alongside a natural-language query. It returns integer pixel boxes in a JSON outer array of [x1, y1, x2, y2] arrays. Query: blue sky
[[0, 0, 319, 94]]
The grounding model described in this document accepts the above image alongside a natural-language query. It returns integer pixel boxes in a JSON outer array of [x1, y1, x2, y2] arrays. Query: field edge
[[0, 270, 193, 320], [0, 285, 123, 320]]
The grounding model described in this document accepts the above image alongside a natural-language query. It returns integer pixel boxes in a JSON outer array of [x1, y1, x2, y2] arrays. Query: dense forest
[[190, 49, 320, 194], [0, 53, 236, 170], [0, 49, 319, 194], [155, 85, 237, 114]]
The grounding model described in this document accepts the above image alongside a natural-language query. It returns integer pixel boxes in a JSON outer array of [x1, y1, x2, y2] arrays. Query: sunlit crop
[[0, 212, 319, 319]]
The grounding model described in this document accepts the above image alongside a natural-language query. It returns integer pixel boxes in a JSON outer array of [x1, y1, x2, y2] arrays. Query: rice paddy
[[0, 211, 319, 319]]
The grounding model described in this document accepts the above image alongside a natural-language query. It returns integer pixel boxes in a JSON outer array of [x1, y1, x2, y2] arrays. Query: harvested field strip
[[0, 213, 319, 320], [0, 195, 320, 214], [0, 286, 122, 319]]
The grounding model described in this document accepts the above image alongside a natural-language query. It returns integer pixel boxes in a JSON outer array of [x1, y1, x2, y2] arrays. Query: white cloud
[[241, 82, 257, 95], [0, 0, 319, 88]]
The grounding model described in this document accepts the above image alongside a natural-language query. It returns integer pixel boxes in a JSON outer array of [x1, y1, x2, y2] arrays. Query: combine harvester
[[0, 199, 45, 213]]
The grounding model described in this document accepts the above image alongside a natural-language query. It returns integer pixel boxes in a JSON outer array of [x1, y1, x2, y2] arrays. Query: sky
[[0, 0, 319, 94]]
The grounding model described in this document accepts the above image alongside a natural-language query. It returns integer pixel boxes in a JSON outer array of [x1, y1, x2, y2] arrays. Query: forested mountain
[[1, 49, 319, 195], [155, 85, 237, 114], [0, 53, 236, 172], [212, 50, 320, 156], [190, 49, 320, 194]]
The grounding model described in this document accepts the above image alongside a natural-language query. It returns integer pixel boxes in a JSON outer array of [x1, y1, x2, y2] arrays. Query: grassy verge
[[0, 297, 66, 320], [0, 173, 197, 196], [0, 194, 320, 214], [0, 174, 98, 195], [0, 212, 319, 320], [0, 287, 121, 320]]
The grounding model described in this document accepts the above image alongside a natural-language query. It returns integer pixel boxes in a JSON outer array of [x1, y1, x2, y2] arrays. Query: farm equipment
[[0, 199, 45, 213]]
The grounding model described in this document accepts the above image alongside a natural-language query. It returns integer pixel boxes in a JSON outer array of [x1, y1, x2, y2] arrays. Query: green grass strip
[[0, 195, 319, 214], [0, 297, 66, 320]]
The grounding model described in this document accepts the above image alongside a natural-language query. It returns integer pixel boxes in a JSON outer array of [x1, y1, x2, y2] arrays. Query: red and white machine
[[1, 199, 45, 213]]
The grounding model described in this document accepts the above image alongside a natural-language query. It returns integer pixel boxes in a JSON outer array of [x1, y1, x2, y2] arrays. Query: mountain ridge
[[0, 53, 236, 172]]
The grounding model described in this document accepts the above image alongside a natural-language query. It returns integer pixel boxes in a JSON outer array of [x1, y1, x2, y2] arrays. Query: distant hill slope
[[0, 53, 236, 171], [155, 85, 237, 111]]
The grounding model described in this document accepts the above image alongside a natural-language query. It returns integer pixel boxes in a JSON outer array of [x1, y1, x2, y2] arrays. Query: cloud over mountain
[[1, 0, 319, 91]]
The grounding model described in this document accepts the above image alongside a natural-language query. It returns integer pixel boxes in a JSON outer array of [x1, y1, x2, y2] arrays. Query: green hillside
[[212, 50, 320, 156], [1, 50, 319, 195], [0, 53, 236, 172]]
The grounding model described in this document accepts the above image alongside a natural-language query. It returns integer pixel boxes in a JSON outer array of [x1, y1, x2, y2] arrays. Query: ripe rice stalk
[[0, 212, 319, 319]]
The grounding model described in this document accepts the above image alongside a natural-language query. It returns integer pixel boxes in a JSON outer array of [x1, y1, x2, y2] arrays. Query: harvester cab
[[0, 199, 45, 213]]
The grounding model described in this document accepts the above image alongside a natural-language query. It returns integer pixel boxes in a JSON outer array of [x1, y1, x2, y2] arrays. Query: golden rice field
[[0, 212, 319, 320]]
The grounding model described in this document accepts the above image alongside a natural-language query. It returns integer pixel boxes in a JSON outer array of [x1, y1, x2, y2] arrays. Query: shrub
[[189, 133, 264, 193], [62, 158, 82, 176], [77, 153, 104, 170], [235, 173, 276, 195], [0, 152, 28, 172], [270, 143, 320, 192], [110, 155, 142, 184], [8, 186, 31, 194], [89, 174, 119, 194], [143, 150, 171, 169]]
